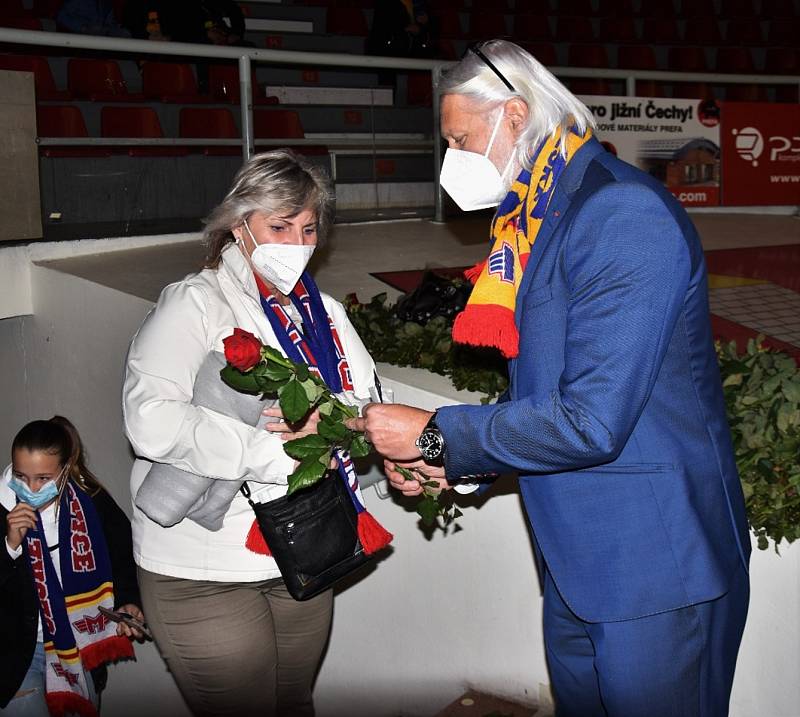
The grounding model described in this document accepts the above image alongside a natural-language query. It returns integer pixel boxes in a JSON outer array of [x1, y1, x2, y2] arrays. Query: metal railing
[[1, 27, 799, 222]]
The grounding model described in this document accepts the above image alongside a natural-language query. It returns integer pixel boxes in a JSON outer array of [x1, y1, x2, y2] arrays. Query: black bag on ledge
[[395, 270, 472, 324], [240, 472, 372, 601]]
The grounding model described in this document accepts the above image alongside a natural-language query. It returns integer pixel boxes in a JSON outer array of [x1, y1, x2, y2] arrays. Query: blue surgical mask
[[9, 476, 61, 510]]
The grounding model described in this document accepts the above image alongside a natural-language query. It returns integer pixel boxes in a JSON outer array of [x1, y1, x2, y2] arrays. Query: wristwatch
[[415, 412, 446, 467]]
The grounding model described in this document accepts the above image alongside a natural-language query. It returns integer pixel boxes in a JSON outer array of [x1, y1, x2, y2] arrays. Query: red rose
[[223, 328, 262, 371]]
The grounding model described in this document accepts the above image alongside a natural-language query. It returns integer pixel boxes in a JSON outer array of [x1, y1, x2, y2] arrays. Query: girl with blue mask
[[1, 416, 145, 717]]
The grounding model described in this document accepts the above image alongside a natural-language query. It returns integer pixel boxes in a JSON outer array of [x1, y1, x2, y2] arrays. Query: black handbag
[[240, 472, 372, 601]]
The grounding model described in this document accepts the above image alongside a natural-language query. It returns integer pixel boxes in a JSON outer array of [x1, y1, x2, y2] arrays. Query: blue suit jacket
[[437, 137, 751, 623]]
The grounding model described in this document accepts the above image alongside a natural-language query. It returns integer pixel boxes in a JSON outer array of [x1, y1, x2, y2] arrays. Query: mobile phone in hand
[[98, 606, 152, 640]]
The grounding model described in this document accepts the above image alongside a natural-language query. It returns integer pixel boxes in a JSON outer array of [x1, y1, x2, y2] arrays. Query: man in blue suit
[[349, 40, 750, 717]]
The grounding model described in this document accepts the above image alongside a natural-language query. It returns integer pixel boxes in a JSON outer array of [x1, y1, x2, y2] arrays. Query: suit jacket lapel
[[515, 137, 605, 315]]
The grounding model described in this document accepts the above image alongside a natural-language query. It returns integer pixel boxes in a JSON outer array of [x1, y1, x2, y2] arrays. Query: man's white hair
[[438, 39, 596, 169]]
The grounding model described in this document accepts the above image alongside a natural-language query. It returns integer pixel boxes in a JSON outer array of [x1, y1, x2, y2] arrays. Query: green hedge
[[346, 293, 800, 551]]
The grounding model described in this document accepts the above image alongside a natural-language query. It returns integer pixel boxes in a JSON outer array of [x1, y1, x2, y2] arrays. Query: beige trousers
[[137, 568, 333, 717]]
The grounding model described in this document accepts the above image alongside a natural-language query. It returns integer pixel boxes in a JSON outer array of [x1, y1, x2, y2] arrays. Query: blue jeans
[[1, 643, 98, 717]]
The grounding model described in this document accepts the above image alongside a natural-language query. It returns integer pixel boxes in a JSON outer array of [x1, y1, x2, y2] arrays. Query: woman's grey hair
[[438, 40, 596, 169], [203, 149, 335, 268]]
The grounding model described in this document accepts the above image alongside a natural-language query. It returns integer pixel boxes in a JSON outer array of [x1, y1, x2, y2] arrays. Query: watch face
[[417, 429, 444, 459]]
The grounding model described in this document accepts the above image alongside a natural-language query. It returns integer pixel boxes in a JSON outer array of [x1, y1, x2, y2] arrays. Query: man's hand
[[345, 403, 432, 461], [384, 459, 449, 497], [5, 503, 38, 551]]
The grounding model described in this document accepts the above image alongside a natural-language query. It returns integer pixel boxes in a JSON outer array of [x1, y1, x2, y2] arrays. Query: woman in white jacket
[[122, 150, 378, 717]]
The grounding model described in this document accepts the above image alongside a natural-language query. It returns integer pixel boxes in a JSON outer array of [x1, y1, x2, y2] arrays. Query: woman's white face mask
[[240, 218, 315, 295], [439, 109, 516, 212]]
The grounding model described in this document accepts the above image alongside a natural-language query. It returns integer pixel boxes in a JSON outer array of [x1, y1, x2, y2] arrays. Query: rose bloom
[[223, 328, 262, 371]]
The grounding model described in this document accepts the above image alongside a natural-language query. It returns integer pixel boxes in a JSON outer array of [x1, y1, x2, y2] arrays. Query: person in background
[[122, 149, 380, 717], [56, 0, 130, 37], [1, 416, 143, 716], [351, 39, 751, 717]]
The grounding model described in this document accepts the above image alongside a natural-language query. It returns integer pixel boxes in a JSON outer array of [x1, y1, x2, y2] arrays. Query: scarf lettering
[[69, 491, 96, 572], [52, 663, 80, 686], [28, 537, 58, 635]]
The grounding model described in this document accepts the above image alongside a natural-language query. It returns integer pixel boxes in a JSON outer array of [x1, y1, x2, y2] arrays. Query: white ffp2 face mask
[[439, 110, 515, 211], [242, 219, 315, 295]]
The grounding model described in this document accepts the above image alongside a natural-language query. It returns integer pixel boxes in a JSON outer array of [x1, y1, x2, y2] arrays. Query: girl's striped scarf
[[22, 481, 134, 717], [453, 127, 592, 359]]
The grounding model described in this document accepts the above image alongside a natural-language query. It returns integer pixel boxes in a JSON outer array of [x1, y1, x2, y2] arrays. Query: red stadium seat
[[472, 0, 509, 10], [715, 46, 755, 74], [36, 105, 111, 158], [326, 7, 369, 35], [518, 41, 558, 67], [723, 18, 765, 45], [683, 18, 722, 45], [100, 106, 188, 156], [253, 109, 327, 157], [406, 71, 432, 106], [641, 17, 680, 44], [433, 8, 463, 39], [617, 44, 658, 70], [32, 0, 62, 17], [568, 78, 612, 96], [767, 17, 800, 45], [671, 81, 713, 100], [1, 17, 42, 30], [554, 16, 595, 43], [599, 16, 638, 44], [179, 107, 240, 156], [556, 0, 597, 16], [254, 109, 305, 139], [667, 46, 708, 73], [719, 0, 756, 16], [5, 0, 31, 16], [568, 44, 609, 69], [0, 54, 71, 100], [635, 80, 667, 97], [764, 47, 799, 75], [141, 62, 209, 103], [725, 84, 768, 102], [468, 10, 509, 40], [636, 0, 674, 16], [512, 14, 553, 41], [681, 0, 716, 17], [597, 0, 637, 15], [67, 58, 144, 102], [761, 0, 796, 15]]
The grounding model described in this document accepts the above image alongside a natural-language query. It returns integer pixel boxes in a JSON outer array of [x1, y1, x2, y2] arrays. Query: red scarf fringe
[[245, 518, 272, 555], [46, 690, 98, 717], [357, 511, 393, 554], [452, 304, 520, 359], [80, 635, 135, 673], [464, 261, 486, 285]]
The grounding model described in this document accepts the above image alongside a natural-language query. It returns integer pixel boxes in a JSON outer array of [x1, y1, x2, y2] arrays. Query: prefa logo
[[732, 127, 763, 166], [732, 127, 800, 167]]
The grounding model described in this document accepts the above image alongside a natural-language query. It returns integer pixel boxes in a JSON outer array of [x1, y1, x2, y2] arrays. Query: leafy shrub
[[347, 291, 800, 550]]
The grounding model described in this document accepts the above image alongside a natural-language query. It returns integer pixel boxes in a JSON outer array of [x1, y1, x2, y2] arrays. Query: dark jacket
[[0, 486, 140, 708]]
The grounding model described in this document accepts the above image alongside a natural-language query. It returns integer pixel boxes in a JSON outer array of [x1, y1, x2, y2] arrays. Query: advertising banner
[[721, 102, 800, 206], [580, 95, 721, 207]]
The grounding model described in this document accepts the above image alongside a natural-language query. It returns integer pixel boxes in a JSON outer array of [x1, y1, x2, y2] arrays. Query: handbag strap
[[239, 482, 255, 507]]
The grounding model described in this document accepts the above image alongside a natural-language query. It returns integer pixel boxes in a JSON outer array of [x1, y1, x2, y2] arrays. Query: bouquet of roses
[[222, 328, 462, 531]]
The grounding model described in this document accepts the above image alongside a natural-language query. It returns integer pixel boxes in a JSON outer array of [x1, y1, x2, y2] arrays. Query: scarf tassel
[[245, 518, 272, 556], [79, 635, 135, 673], [46, 690, 98, 717], [463, 261, 486, 285], [357, 510, 393, 554], [452, 305, 520, 359]]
